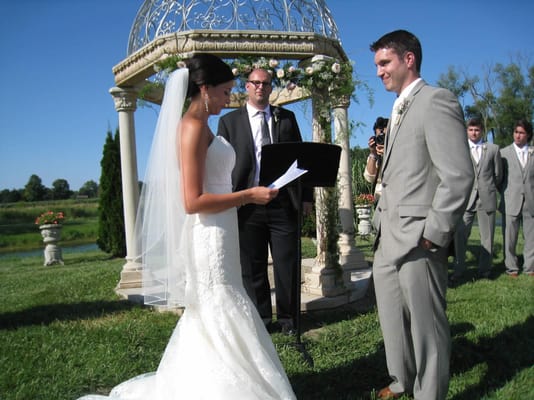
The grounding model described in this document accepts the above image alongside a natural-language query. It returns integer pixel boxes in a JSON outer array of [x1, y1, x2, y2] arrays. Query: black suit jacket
[[217, 105, 312, 212]]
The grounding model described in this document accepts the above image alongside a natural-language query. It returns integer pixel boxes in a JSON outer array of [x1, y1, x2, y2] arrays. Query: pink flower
[[35, 211, 65, 225]]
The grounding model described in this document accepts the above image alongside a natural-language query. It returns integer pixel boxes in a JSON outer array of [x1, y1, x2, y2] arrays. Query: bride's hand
[[246, 187, 279, 205]]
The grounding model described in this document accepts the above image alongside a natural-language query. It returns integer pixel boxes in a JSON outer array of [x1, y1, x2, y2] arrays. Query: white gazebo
[[110, 0, 370, 308]]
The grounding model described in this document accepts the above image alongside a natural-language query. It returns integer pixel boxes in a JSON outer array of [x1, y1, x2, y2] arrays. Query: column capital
[[331, 94, 350, 109], [109, 87, 138, 112]]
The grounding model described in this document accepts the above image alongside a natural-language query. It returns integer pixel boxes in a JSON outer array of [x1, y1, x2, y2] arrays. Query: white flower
[[331, 62, 341, 74], [394, 99, 410, 125], [288, 65, 296, 73], [305, 66, 314, 75], [176, 61, 186, 69], [232, 68, 239, 76], [269, 59, 279, 68], [397, 99, 410, 115], [276, 69, 285, 79], [529, 147, 534, 156]]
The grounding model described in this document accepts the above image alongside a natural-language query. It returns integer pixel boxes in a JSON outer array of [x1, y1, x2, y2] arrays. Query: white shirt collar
[[397, 78, 422, 101], [513, 143, 528, 153], [469, 139, 483, 147], [246, 103, 270, 118]]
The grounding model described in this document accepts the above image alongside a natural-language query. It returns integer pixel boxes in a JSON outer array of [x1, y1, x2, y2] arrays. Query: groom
[[369, 30, 473, 400], [218, 67, 312, 334]]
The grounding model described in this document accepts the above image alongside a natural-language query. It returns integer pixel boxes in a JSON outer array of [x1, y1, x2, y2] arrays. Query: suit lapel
[[240, 106, 255, 152], [382, 80, 426, 177]]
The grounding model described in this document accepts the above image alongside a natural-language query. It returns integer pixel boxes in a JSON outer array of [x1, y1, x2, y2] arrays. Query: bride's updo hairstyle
[[185, 53, 235, 99]]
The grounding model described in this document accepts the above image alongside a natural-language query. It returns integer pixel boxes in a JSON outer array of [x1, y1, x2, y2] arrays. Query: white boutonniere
[[394, 98, 410, 125], [482, 144, 487, 151], [528, 147, 533, 157], [272, 107, 280, 124]]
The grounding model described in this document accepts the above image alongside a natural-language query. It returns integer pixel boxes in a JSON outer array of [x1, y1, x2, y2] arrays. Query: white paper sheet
[[268, 160, 308, 189]]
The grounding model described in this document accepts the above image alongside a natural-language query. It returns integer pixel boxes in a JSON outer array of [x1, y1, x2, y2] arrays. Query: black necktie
[[259, 111, 271, 146]]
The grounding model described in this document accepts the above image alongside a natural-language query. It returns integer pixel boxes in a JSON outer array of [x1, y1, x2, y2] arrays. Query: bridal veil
[[135, 68, 193, 308]]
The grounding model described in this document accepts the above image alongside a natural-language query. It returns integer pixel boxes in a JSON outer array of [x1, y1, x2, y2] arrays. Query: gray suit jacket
[[373, 80, 474, 265], [467, 142, 503, 211], [500, 144, 534, 216]]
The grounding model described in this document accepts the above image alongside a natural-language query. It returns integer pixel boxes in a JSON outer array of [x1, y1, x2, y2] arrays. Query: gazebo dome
[[127, 0, 340, 56]]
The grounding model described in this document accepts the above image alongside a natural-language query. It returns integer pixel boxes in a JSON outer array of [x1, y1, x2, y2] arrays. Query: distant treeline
[[0, 175, 98, 203]]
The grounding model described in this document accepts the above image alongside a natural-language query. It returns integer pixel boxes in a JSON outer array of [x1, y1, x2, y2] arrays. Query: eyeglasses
[[247, 80, 272, 88]]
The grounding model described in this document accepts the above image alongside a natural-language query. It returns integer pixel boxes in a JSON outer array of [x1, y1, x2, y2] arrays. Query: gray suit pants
[[373, 245, 451, 400], [503, 209, 534, 273], [454, 206, 496, 276]]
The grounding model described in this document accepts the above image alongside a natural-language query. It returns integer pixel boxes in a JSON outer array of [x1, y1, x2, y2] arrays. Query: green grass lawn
[[1, 223, 533, 399]]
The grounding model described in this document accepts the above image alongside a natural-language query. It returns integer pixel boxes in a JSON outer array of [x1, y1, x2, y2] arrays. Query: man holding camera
[[364, 116, 389, 199]]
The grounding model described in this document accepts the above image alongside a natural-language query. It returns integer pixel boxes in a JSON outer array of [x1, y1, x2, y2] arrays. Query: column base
[[116, 260, 142, 289], [303, 259, 346, 297]]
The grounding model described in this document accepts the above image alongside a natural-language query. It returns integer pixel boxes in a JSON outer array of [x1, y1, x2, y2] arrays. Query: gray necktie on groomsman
[[520, 150, 527, 168], [259, 111, 271, 146]]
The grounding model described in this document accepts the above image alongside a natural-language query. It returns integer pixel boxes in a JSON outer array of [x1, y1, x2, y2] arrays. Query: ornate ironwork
[[128, 0, 340, 56]]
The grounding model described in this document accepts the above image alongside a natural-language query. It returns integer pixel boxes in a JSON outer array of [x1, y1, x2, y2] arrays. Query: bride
[[78, 54, 296, 400]]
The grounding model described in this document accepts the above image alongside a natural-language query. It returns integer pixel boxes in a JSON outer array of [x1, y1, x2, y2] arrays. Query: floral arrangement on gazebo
[[149, 54, 356, 106]]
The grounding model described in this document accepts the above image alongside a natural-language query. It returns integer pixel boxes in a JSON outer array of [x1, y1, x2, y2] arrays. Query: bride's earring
[[204, 95, 209, 113]]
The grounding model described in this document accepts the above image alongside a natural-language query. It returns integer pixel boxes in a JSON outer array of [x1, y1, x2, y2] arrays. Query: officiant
[[218, 67, 313, 335]]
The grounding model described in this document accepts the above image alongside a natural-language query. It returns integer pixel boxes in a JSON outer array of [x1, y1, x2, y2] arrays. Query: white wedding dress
[[78, 136, 296, 400]]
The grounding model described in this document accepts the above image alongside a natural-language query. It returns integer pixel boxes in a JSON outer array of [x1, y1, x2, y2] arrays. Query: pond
[[0, 243, 99, 260]]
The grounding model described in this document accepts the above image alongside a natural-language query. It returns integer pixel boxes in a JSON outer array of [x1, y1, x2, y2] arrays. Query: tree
[[97, 128, 126, 257], [0, 189, 22, 203], [78, 180, 98, 198], [23, 174, 47, 202], [52, 179, 72, 200], [437, 56, 534, 146]]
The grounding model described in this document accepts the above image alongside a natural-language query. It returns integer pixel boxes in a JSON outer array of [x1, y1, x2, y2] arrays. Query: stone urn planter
[[355, 205, 373, 236], [39, 224, 64, 266]]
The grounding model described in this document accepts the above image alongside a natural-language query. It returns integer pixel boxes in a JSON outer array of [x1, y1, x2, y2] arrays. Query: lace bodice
[[190, 136, 242, 302]]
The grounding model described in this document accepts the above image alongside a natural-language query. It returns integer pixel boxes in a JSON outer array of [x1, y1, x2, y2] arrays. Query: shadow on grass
[[449, 315, 534, 400], [292, 290, 533, 399], [0, 300, 138, 330]]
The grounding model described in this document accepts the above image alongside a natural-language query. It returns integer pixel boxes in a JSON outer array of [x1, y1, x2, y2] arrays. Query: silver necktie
[[259, 111, 271, 146]]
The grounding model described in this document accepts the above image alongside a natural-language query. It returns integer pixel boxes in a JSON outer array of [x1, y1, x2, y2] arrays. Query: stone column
[[302, 78, 345, 297], [110, 87, 142, 289], [332, 97, 369, 295]]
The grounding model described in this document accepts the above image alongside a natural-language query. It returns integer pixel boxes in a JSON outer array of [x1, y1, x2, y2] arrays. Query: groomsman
[[451, 117, 503, 282], [500, 119, 534, 277]]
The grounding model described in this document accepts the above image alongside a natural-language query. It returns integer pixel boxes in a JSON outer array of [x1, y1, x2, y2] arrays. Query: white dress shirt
[[513, 143, 529, 168], [246, 103, 272, 185]]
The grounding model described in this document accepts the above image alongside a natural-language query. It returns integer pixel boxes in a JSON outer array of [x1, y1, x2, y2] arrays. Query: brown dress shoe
[[377, 386, 402, 399]]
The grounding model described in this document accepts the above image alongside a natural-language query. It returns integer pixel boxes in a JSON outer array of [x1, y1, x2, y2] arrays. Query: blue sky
[[1, 0, 532, 191]]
